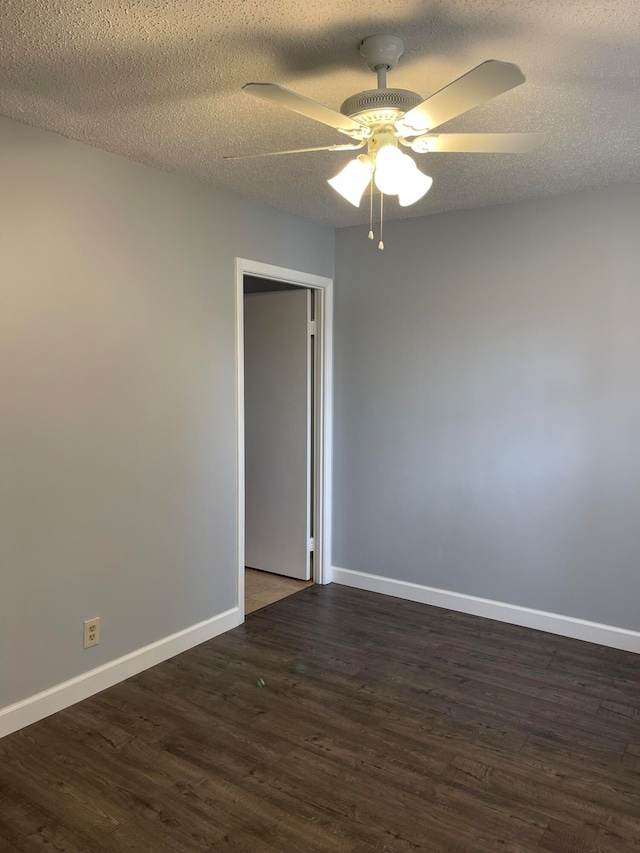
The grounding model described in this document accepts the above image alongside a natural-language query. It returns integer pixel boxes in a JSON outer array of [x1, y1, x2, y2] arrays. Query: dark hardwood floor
[[1, 584, 640, 852]]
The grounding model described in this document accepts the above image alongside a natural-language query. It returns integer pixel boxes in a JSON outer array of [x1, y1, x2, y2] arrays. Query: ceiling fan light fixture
[[327, 155, 372, 207], [238, 38, 541, 247]]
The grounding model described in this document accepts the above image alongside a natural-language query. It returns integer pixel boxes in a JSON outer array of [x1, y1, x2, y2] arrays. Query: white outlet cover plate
[[83, 617, 100, 649]]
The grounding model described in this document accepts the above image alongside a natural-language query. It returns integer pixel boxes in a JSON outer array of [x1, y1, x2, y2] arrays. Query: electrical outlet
[[83, 617, 100, 649]]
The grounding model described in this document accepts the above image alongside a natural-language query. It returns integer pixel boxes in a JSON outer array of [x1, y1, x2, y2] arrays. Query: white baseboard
[[332, 567, 640, 654], [0, 607, 242, 739]]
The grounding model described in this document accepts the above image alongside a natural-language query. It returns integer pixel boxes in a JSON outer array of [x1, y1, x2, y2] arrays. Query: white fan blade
[[396, 61, 526, 136], [223, 141, 365, 161], [410, 132, 544, 154], [243, 83, 367, 138]]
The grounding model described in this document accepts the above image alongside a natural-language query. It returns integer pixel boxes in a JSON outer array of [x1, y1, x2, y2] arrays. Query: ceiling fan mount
[[357, 34, 406, 73]]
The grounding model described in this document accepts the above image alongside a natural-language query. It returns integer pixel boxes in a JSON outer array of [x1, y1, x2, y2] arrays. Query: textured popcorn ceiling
[[1, 1, 639, 227]]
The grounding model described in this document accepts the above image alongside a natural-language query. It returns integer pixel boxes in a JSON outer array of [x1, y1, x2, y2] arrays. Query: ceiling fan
[[226, 35, 543, 248]]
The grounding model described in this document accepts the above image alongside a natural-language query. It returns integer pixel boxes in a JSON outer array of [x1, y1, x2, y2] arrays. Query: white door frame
[[235, 258, 333, 616]]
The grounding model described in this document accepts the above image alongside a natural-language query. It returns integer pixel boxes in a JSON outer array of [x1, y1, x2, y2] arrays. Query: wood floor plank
[[0, 584, 639, 852], [187, 772, 359, 852], [427, 643, 604, 712], [345, 627, 634, 759], [442, 751, 640, 848], [0, 735, 129, 835], [107, 812, 223, 853], [249, 745, 548, 852], [537, 818, 628, 853], [209, 827, 287, 852]]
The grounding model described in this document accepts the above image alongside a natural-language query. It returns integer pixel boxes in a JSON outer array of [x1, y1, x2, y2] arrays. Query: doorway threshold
[[244, 568, 313, 615]]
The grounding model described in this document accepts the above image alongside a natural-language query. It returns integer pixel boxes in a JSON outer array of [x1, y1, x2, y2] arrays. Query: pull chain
[[378, 192, 384, 250], [368, 172, 374, 240]]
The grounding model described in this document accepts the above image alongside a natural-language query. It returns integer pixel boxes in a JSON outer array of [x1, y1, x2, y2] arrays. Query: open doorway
[[244, 277, 314, 613], [235, 259, 333, 619]]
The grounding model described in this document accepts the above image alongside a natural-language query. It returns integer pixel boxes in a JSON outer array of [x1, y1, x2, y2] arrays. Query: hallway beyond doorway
[[244, 568, 313, 615]]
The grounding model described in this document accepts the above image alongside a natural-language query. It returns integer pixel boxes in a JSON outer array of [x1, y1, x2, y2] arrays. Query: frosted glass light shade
[[373, 143, 432, 206], [397, 168, 433, 206], [328, 156, 371, 207], [373, 144, 406, 195]]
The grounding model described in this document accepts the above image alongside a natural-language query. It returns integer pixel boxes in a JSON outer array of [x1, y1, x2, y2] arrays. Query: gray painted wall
[[0, 115, 333, 708], [334, 184, 640, 631]]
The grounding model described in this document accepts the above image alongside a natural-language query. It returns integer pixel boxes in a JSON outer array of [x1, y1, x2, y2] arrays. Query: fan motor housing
[[340, 88, 423, 126]]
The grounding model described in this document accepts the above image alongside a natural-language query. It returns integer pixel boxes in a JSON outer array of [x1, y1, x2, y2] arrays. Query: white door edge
[[235, 258, 334, 620]]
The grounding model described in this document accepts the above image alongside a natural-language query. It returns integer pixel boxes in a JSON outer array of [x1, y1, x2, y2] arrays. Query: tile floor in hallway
[[244, 567, 313, 614]]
